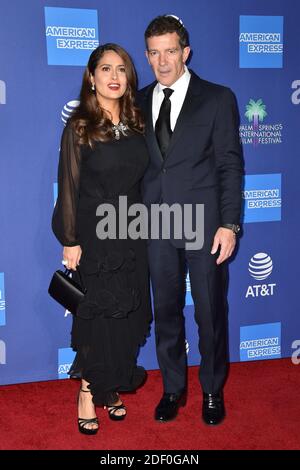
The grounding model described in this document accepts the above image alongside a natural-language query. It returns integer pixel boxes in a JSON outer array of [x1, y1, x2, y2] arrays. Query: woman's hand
[[62, 245, 82, 271]]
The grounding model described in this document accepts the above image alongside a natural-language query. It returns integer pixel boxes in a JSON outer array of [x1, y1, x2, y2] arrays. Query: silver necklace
[[112, 121, 128, 140]]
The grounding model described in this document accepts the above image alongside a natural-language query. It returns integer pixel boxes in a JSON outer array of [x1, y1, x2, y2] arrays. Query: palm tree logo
[[245, 99, 267, 146]]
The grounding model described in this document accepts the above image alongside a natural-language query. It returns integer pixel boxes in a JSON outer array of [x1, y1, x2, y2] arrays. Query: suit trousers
[[148, 238, 229, 395]]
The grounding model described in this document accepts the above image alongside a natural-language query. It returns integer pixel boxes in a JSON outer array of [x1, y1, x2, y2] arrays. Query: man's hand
[[211, 227, 236, 265], [62, 245, 82, 271]]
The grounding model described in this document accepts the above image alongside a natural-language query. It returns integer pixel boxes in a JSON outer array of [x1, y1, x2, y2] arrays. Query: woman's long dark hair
[[70, 43, 144, 146]]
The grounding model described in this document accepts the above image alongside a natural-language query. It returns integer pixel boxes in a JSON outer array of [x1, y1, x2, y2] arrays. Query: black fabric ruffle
[[69, 353, 146, 406], [76, 249, 141, 320]]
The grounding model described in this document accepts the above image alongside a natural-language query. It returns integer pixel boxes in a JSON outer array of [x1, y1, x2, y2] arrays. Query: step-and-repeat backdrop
[[0, 0, 299, 384]]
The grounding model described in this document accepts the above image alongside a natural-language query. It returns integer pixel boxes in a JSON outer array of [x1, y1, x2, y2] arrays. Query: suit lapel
[[142, 71, 205, 164], [165, 71, 204, 160], [143, 83, 164, 164]]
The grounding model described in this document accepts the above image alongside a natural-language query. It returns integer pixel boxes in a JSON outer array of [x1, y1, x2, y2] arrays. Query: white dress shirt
[[152, 66, 191, 131]]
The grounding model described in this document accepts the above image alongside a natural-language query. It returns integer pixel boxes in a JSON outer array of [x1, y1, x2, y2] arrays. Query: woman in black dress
[[52, 44, 152, 434]]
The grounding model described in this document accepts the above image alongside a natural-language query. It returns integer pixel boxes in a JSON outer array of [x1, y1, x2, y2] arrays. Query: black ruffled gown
[[52, 123, 152, 405]]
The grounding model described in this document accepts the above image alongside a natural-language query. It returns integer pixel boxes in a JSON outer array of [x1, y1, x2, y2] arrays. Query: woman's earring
[[91, 83, 95, 91]]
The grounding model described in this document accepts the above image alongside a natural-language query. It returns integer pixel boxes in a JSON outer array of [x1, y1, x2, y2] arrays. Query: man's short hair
[[145, 15, 189, 50]]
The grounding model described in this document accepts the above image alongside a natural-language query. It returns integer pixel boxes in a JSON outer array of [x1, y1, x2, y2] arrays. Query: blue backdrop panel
[[0, 0, 299, 384]]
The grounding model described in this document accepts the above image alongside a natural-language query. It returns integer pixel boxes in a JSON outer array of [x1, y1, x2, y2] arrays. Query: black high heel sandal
[[78, 388, 99, 435], [106, 398, 127, 421]]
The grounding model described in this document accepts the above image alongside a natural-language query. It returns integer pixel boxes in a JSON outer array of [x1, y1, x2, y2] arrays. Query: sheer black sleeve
[[52, 123, 82, 246]]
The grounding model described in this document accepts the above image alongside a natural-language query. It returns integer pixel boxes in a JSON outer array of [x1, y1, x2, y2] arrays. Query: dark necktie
[[155, 88, 174, 158]]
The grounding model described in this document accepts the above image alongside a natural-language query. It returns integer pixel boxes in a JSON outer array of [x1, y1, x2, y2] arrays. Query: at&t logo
[[61, 100, 80, 124], [246, 252, 276, 298]]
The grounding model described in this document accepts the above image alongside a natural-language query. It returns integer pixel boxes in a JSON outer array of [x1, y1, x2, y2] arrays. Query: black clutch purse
[[48, 267, 87, 315]]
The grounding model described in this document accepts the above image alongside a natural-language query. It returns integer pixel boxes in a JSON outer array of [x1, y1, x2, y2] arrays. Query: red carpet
[[0, 358, 299, 450]]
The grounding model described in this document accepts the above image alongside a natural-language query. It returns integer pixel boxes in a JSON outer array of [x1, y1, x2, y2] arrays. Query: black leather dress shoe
[[155, 393, 186, 422], [202, 392, 225, 426]]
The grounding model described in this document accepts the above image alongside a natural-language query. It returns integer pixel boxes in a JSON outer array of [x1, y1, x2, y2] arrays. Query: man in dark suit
[[138, 15, 243, 425]]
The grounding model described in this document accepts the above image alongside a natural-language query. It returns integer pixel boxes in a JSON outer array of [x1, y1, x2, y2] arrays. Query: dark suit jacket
[[137, 70, 243, 250]]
